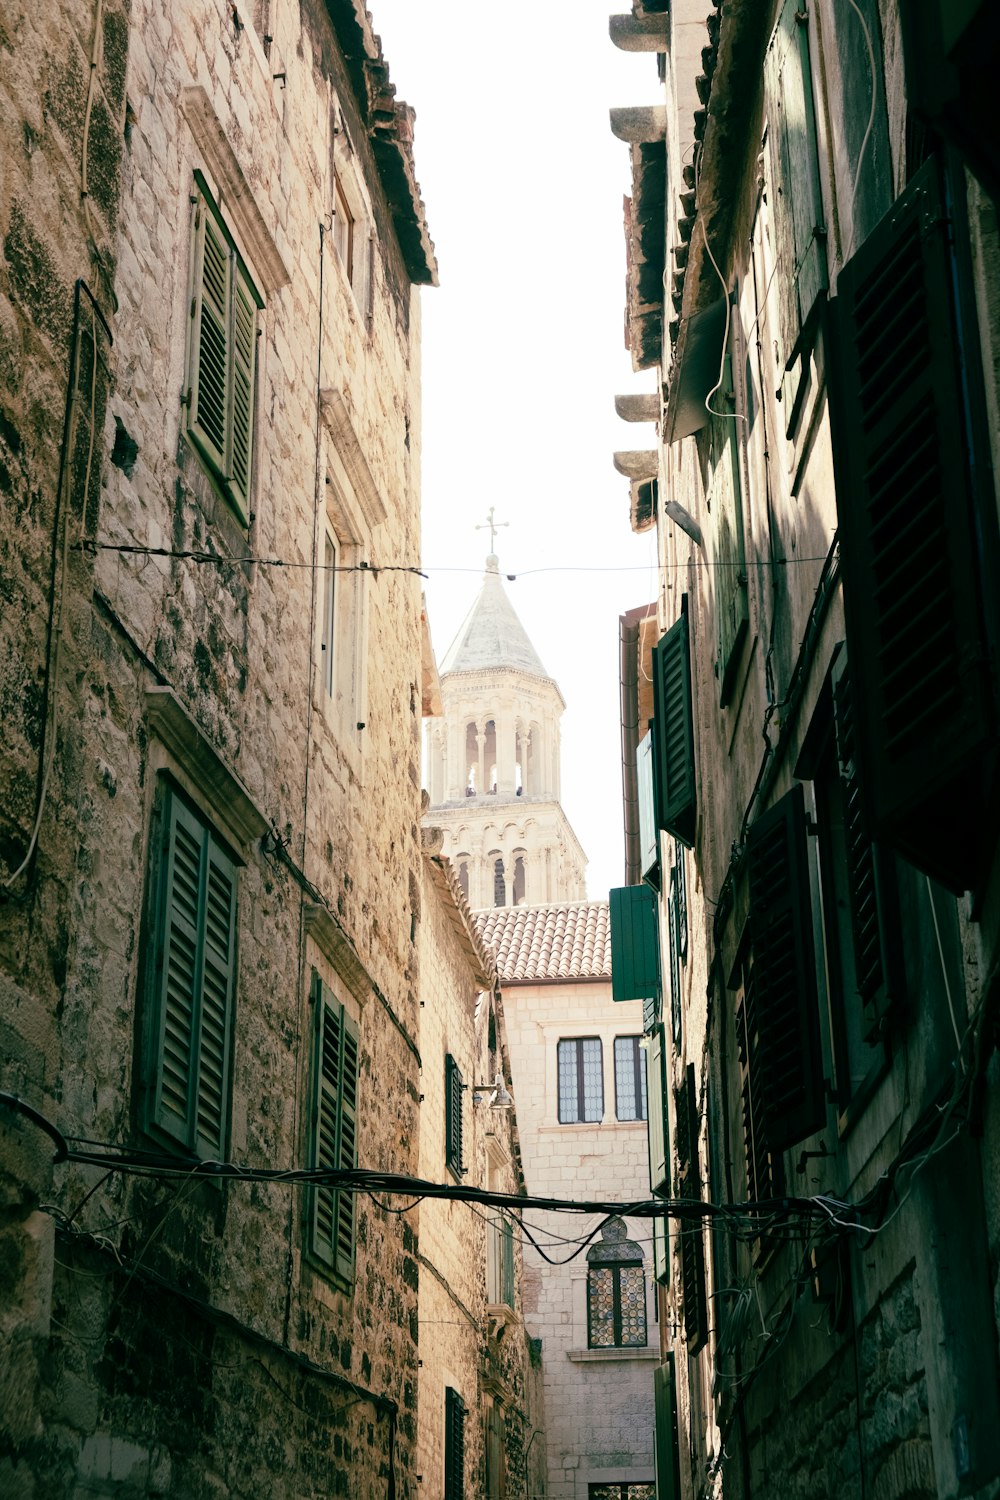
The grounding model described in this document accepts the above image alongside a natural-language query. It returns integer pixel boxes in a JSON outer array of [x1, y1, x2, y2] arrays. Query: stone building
[[0, 1, 444, 1495], [417, 841, 544, 1500], [608, 2, 1000, 1498], [424, 552, 588, 909]]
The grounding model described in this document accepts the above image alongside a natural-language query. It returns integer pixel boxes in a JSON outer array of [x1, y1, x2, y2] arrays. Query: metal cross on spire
[[475, 506, 509, 552]]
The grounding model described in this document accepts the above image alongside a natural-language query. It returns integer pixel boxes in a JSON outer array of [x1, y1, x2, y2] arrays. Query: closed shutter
[[446, 1054, 464, 1176], [609, 884, 661, 1004], [829, 153, 996, 893], [668, 871, 682, 1045], [764, 0, 828, 371], [444, 1387, 466, 1500], [652, 606, 697, 848], [746, 785, 825, 1152], [654, 1354, 682, 1500], [645, 1023, 670, 1198], [501, 1216, 515, 1310], [736, 959, 783, 1204], [335, 1011, 359, 1281], [150, 789, 235, 1159], [229, 266, 257, 519], [675, 1064, 707, 1354]]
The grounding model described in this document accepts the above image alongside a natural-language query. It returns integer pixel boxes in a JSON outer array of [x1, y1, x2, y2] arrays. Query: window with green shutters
[[487, 1211, 516, 1310], [763, 0, 828, 376], [142, 782, 238, 1160], [445, 1053, 465, 1177], [652, 602, 697, 848], [645, 1023, 670, 1200], [705, 359, 748, 706], [308, 973, 360, 1285], [187, 181, 262, 523], [444, 1386, 466, 1500], [674, 1064, 708, 1354]]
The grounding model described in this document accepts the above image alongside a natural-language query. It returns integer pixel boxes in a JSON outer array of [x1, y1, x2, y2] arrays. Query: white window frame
[[332, 140, 372, 323]]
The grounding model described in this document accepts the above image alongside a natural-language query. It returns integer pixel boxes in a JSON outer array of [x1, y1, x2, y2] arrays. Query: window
[[703, 347, 748, 705], [333, 177, 355, 281], [321, 529, 337, 697], [307, 973, 360, 1284], [557, 1038, 603, 1123], [332, 162, 371, 318], [651, 598, 696, 848], [492, 855, 506, 908], [445, 1054, 464, 1177], [444, 1386, 466, 1500], [140, 781, 237, 1159], [614, 1037, 647, 1122], [186, 181, 261, 522], [674, 1064, 707, 1353], [653, 1354, 682, 1500], [589, 1486, 655, 1500], [319, 480, 369, 749], [587, 1218, 647, 1348], [645, 1023, 670, 1201], [486, 1212, 516, 1310]]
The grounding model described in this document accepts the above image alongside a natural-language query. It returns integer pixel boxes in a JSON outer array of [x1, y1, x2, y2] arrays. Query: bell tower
[[424, 552, 587, 908]]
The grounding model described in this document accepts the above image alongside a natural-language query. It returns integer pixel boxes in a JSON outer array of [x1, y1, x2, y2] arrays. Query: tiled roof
[[474, 901, 611, 983]]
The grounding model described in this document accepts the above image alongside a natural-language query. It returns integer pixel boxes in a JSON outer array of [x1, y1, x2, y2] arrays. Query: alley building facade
[[0, 1, 452, 1495], [607, 2, 1000, 1498]]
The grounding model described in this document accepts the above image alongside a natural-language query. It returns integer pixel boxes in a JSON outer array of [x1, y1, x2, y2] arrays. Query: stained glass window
[[586, 1217, 647, 1348]]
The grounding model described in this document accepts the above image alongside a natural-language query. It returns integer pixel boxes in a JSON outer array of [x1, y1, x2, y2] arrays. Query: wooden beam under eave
[[609, 14, 669, 51], [610, 105, 668, 143], [615, 394, 660, 423], [614, 450, 659, 481]]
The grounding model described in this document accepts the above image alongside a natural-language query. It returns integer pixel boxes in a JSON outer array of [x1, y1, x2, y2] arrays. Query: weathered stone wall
[[1, 0, 433, 1495]]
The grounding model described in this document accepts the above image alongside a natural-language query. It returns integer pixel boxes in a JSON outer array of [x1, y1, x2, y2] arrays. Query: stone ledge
[[567, 1346, 660, 1362]]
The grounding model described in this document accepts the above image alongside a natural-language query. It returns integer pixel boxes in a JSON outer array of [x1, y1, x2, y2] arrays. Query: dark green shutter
[[309, 975, 359, 1281], [446, 1054, 464, 1175], [829, 153, 996, 893], [709, 364, 749, 705], [610, 884, 661, 1004], [652, 1214, 670, 1286], [444, 1387, 466, 1500], [654, 1354, 682, 1500], [150, 789, 235, 1159], [736, 959, 784, 1204], [190, 206, 230, 473], [501, 1216, 515, 1310], [747, 785, 825, 1152], [652, 607, 697, 848], [228, 267, 257, 520], [764, 0, 828, 371], [646, 1023, 670, 1198], [668, 872, 682, 1045], [674, 843, 688, 962], [675, 1064, 707, 1354]]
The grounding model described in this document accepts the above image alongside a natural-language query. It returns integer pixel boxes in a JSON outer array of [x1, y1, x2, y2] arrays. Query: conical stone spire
[[440, 556, 549, 679]]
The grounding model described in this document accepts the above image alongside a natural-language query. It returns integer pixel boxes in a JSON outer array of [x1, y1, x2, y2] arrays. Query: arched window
[[485, 719, 497, 791], [587, 1218, 646, 1348], [493, 856, 506, 908], [457, 859, 470, 902], [513, 853, 526, 905], [465, 722, 478, 794]]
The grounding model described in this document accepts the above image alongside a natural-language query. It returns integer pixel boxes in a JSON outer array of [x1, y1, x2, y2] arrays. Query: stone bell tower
[[424, 552, 587, 908]]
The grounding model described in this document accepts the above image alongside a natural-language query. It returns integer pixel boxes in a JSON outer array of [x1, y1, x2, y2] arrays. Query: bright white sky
[[373, 1, 660, 900]]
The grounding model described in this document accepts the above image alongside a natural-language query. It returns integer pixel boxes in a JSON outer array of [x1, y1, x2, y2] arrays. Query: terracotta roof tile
[[473, 901, 611, 983]]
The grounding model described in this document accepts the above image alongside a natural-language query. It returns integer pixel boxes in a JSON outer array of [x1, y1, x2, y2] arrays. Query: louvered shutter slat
[[153, 800, 204, 1148], [652, 610, 697, 848], [195, 843, 235, 1158], [190, 211, 230, 471], [228, 268, 257, 521], [335, 1015, 359, 1280]]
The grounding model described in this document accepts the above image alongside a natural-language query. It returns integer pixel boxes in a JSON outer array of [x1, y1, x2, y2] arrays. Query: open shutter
[[646, 1023, 670, 1198], [747, 785, 825, 1152], [195, 835, 236, 1158], [829, 153, 996, 893], [653, 1214, 670, 1286], [735, 958, 783, 1204], [501, 1216, 515, 1309], [311, 978, 341, 1269], [654, 1354, 682, 1500], [674, 843, 688, 961], [446, 1054, 464, 1175], [831, 653, 902, 1038], [189, 206, 230, 474], [444, 1388, 466, 1500], [227, 265, 257, 522], [764, 0, 828, 372], [652, 605, 697, 847], [709, 364, 749, 705], [335, 1010, 359, 1282], [668, 871, 682, 1045], [609, 884, 661, 1004], [675, 1064, 708, 1354]]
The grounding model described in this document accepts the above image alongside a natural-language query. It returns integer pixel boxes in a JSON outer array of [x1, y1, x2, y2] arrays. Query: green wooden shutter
[[501, 1215, 515, 1310], [444, 1387, 466, 1500], [189, 206, 230, 474], [668, 872, 681, 1045], [736, 958, 783, 1204], [829, 153, 996, 893], [764, 0, 828, 372], [646, 1023, 670, 1198], [150, 789, 236, 1159], [609, 884, 661, 1004], [709, 370, 749, 706], [446, 1054, 464, 1175], [335, 1010, 359, 1281], [652, 606, 697, 848], [228, 265, 257, 521], [309, 977, 359, 1280], [674, 842, 688, 962], [675, 1065, 707, 1354], [652, 1214, 670, 1286], [654, 1354, 682, 1500], [747, 785, 825, 1152]]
